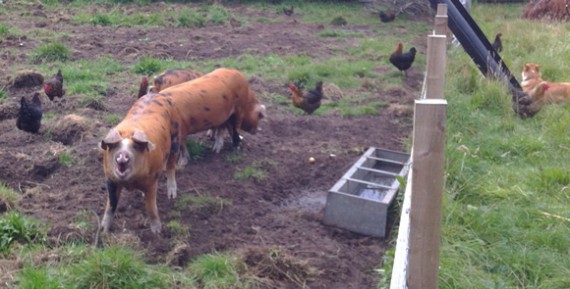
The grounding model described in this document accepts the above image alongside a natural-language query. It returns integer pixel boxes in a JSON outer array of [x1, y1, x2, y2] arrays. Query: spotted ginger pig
[[100, 93, 184, 234]]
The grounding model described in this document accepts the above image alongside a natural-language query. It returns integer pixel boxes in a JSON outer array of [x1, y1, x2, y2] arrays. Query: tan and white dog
[[521, 63, 570, 112]]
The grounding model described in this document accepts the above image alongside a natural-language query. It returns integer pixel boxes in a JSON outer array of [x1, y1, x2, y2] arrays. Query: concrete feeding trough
[[323, 147, 411, 238]]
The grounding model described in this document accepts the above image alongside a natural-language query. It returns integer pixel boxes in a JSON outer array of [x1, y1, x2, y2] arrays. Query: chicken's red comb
[[288, 83, 297, 91], [142, 76, 148, 85]]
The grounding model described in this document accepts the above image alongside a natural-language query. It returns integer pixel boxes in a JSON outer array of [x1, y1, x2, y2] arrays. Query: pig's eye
[[132, 141, 147, 152], [103, 142, 118, 151]]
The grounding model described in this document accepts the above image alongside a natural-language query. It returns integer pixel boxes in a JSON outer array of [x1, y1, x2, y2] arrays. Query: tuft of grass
[[104, 114, 121, 126], [173, 194, 231, 213], [66, 246, 170, 289], [0, 88, 7, 102], [30, 42, 71, 63], [188, 252, 245, 289], [185, 139, 206, 161], [166, 220, 190, 239], [234, 166, 266, 182], [132, 56, 163, 76], [17, 266, 61, 289], [0, 212, 45, 254], [79, 94, 106, 111], [206, 4, 231, 26], [318, 29, 343, 38], [58, 151, 74, 167], [0, 183, 20, 211], [330, 16, 348, 26], [0, 23, 10, 36], [223, 151, 243, 164]]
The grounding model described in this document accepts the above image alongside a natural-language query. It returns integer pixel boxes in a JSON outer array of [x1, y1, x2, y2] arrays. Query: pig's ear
[[100, 129, 122, 151], [132, 130, 156, 152]]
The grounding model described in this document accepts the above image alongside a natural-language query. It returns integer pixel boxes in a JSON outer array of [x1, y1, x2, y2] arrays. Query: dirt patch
[[0, 2, 428, 288]]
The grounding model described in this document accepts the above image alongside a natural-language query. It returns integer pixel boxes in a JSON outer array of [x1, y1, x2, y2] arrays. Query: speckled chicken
[[43, 69, 65, 101], [16, 92, 42, 134], [289, 81, 324, 114]]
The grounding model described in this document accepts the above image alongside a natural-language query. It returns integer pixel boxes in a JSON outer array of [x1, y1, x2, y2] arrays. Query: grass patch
[[434, 3, 570, 289], [132, 56, 163, 76], [223, 151, 243, 164], [185, 139, 206, 161], [0, 212, 45, 255], [0, 23, 10, 36], [79, 94, 106, 110], [234, 166, 266, 182], [188, 252, 245, 289], [166, 220, 190, 239], [30, 42, 71, 63], [66, 246, 177, 289], [233, 159, 276, 182], [58, 151, 74, 167], [0, 88, 6, 102], [0, 183, 20, 212], [103, 114, 121, 126], [173, 194, 232, 214]]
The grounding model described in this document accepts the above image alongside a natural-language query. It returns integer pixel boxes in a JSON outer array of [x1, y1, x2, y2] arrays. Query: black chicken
[[283, 6, 294, 16], [491, 32, 503, 53], [379, 11, 396, 23], [389, 42, 417, 77], [16, 92, 43, 134], [43, 69, 65, 101]]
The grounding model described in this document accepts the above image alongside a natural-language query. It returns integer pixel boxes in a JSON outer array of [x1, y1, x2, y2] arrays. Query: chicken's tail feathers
[[315, 81, 324, 93]]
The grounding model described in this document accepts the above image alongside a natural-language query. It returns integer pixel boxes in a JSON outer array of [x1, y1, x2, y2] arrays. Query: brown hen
[[43, 69, 65, 101], [289, 81, 324, 114]]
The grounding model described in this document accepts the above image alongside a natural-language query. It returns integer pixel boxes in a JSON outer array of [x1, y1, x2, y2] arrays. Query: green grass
[[30, 42, 72, 63], [173, 194, 232, 214], [188, 252, 245, 289], [103, 114, 121, 126], [166, 220, 190, 239], [185, 139, 207, 161], [0, 23, 10, 35], [0, 88, 7, 102], [58, 151, 74, 167], [431, 4, 570, 289], [223, 151, 243, 164], [0, 212, 45, 255], [132, 56, 163, 76], [234, 166, 266, 182], [0, 183, 20, 211], [71, 3, 231, 28]]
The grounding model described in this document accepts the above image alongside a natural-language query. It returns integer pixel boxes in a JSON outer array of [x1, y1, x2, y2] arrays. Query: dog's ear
[[536, 64, 541, 71], [524, 64, 529, 71]]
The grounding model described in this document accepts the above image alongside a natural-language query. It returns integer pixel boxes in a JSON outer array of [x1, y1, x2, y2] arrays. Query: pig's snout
[[114, 151, 131, 178]]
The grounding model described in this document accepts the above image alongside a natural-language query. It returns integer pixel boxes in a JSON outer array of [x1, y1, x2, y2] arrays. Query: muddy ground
[[0, 2, 427, 288]]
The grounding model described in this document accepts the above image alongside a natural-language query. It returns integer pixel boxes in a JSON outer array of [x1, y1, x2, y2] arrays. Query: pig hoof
[[101, 213, 113, 232], [150, 220, 161, 234], [177, 155, 188, 168], [168, 185, 177, 199]]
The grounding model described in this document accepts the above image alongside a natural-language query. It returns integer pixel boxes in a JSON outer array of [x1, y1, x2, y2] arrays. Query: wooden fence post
[[425, 35, 447, 99], [407, 98, 447, 289], [434, 4, 448, 36]]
